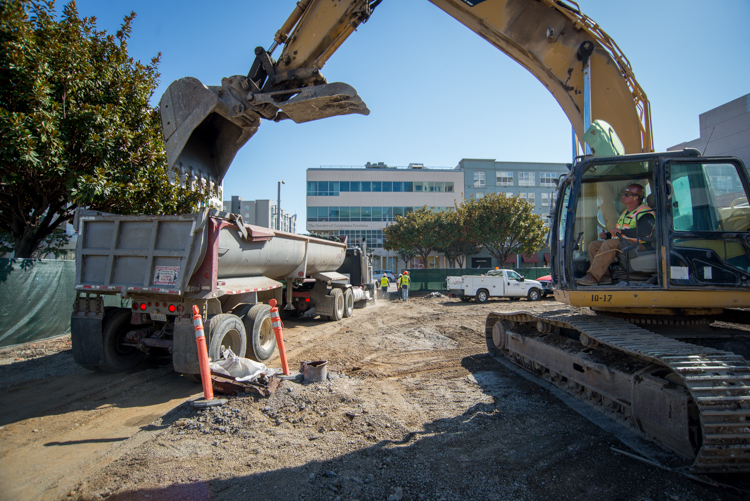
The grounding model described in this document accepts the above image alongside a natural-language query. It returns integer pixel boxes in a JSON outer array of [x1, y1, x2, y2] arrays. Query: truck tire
[[327, 288, 344, 321], [527, 288, 541, 301], [343, 288, 354, 318], [476, 289, 489, 303], [241, 304, 276, 362], [207, 314, 247, 362], [100, 308, 145, 373]]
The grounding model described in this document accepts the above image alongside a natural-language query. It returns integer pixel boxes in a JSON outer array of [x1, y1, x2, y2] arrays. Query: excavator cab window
[[562, 159, 657, 286], [668, 160, 750, 284]]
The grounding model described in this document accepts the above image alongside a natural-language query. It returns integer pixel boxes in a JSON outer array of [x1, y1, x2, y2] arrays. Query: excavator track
[[485, 309, 750, 473]]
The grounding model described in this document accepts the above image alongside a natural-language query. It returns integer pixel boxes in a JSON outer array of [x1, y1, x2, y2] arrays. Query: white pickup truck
[[447, 269, 544, 303]]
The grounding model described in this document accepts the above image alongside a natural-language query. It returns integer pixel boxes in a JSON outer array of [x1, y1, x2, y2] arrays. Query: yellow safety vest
[[380, 276, 389, 287], [401, 275, 410, 287], [616, 203, 655, 243]]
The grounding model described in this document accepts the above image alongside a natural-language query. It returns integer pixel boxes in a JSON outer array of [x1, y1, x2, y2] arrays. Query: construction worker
[[380, 273, 390, 298], [397, 274, 403, 300], [401, 270, 410, 301]]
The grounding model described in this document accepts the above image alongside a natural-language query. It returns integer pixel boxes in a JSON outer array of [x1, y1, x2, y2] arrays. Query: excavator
[[158, 0, 750, 472]]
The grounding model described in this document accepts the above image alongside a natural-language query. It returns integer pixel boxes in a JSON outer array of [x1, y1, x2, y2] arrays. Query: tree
[[462, 193, 547, 265], [383, 207, 442, 269], [0, 1, 203, 258], [434, 208, 481, 268]]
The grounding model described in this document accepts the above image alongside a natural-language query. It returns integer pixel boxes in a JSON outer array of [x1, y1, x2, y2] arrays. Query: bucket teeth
[[159, 77, 368, 193]]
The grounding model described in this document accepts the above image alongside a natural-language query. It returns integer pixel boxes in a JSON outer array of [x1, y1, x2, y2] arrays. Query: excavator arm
[[160, 0, 652, 195]]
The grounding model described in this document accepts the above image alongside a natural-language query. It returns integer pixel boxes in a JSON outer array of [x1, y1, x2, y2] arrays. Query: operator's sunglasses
[[622, 191, 638, 198]]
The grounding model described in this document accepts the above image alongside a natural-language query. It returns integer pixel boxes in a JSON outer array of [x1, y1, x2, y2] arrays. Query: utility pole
[[277, 180, 285, 230]]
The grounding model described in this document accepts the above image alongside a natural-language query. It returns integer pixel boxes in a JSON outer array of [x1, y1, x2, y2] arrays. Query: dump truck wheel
[[241, 304, 276, 362], [343, 288, 354, 318], [183, 373, 201, 383], [476, 289, 489, 303], [328, 288, 344, 321], [207, 314, 247, 362], [100, 308, 145, 373]]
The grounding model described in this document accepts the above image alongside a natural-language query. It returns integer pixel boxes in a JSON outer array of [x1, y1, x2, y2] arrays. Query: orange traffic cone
[[268, 299, 290, 375], [191, 305, 226, 408]]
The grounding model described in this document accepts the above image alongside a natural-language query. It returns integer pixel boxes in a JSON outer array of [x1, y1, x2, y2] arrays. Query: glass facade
[[308, 181, 454, 196], [307, 206, 452, 221]]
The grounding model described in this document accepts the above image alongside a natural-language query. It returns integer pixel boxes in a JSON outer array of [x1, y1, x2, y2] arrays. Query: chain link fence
[[0, 259, 125, 348]]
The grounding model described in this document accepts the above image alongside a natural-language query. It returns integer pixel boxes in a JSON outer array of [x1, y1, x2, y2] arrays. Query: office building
[[307, 162, 463, 271], [223, 196, 296, 233], [668, 93, 750, 169], [458, 159, 568, 268]]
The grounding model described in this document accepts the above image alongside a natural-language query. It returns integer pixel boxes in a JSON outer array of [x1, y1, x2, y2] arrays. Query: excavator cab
[[551, 149, 750, 311]]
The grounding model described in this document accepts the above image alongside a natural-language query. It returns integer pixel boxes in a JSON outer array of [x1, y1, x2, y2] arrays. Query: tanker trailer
[[71, 208, 371, 375]]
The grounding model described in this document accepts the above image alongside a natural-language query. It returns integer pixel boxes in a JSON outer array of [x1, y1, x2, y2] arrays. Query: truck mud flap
[[71, 316, 104, 367], [172, 317, 200, 374]]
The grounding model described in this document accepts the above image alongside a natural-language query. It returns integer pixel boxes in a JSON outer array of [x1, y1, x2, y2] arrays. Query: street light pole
[[277, 180, 285, 230]]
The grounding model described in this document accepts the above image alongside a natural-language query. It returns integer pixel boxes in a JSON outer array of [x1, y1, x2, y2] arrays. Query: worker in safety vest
[[396, 274, 403, 300], [380, 273, 390, 298], [577, 183, 655, 286], [401, 270, 410, 301]]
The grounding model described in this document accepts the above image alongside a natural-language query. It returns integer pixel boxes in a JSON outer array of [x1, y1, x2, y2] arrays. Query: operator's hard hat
[[383, 273, 387, 276], [495, 267, 499, 270], [404, 271, 409, 275]]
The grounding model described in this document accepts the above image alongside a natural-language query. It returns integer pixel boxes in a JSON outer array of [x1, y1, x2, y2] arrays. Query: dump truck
[[70, 209, 375, 376]]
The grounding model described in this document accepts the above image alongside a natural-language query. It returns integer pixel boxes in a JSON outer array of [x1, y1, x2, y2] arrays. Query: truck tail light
[[132, 303, 139, 310], [168, 304, 176, 313], [140, 303, 147, 311]]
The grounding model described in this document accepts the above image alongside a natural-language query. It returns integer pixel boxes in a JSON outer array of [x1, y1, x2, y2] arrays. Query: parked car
[[374, 270, 396, 282], [536, 274, 554, 298]]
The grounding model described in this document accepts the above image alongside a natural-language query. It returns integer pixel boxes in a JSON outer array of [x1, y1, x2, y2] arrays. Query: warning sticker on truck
[[154, 266, 180, 286]]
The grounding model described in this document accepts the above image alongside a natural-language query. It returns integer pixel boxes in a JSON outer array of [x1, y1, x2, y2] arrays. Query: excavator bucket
[[159, 77, 368, 192]]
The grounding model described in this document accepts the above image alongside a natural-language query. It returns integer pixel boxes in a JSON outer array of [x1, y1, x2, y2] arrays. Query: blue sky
[[72, 0, 750, 228]]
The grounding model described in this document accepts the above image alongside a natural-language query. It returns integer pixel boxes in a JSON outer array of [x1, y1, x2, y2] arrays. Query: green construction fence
[[404, 267, 550, 291], [0, 258, 126, 348]]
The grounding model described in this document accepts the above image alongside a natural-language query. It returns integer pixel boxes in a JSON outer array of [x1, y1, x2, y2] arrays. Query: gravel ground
[[1, 293, 748, 500]]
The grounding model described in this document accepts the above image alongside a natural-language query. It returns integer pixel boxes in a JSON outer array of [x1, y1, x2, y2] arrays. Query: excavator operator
[[577, 184, 655, 286]]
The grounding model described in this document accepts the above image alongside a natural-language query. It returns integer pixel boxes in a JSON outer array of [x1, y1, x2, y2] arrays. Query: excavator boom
[[159, 0, 652, 196]]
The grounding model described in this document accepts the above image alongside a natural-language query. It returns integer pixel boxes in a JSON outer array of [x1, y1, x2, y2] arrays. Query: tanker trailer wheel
[[101, 308, 146, 373], [527, 288, 541, 301], [476, 289, 489, 303], [207, 314, 247, 362], [239, 304, 276, 362], [343, 288, 354, 318], [328, 288, 345, 321]]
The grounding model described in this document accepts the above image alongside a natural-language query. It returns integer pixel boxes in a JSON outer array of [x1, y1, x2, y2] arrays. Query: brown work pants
[[587, 239, 646, 280]]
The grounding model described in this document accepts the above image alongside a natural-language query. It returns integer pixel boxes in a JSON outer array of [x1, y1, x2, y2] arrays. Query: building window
[[506, 192, 514, 197], [542, 193, 549, 206], [540, 172, 556, 187], [445, 182, 454, 192], [475, 192, 485, 199], [473, 171, 486, 188], [518, 172, 535, 186], [496, 171, 513, 186], [528, 193, 535, 208], [519, 193, 527, 200]]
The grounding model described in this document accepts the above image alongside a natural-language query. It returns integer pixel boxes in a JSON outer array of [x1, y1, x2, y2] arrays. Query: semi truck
[[70, 209, 375, 376]]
